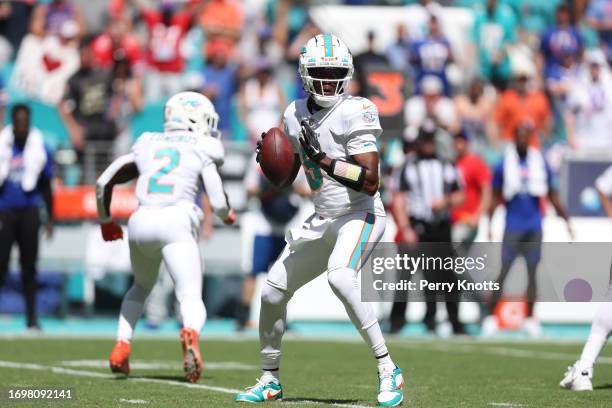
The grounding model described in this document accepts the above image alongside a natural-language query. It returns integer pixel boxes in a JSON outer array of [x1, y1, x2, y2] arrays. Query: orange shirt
[[199, 0, 244, 37], [494, 90, 551, 148]]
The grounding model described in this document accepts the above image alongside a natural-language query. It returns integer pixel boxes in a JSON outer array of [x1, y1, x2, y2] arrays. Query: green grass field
[[0, 337, 611, 407]]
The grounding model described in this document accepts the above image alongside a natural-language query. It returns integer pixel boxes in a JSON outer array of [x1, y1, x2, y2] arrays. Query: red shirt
[[451, 153, 491, 223], [142, 10, 191, 72], [92, 33, 143, 70]]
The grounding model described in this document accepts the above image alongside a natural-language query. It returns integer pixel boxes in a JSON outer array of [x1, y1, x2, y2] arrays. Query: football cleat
[[109, 340, 131, 376], [560, 363, 593, 391], [180, 328, 203, 383], [235, 378, 283, 403], [378, 366, 404, 407]]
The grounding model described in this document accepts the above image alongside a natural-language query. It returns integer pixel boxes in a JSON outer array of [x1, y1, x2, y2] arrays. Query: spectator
[[108, 53, 143, 157], [454, 78, 497, 162], [386, 23, 411, 71], [60, 38, 116, 174], [238, 59, 284, 145], [565, 49, 612, 152], [353, 30, 389, 94], [587, 0, 612, 63], [11, 19, 80, 105], [389, 124, 465, 335], [30, 0, 85, 39], [469, 0, 518, 90], [484, 120, 572, 338], [0, 104, 54, 330], [201, 38, 239, 140], [410, 15, 454, 96], [199, 0, 244, 43], [0, 0, 36, 57], [129, 0, 193, 101], [405, 75, 459, 144], [236, 157, 308, 331], [539, 4, 583, 84], [451, 128, 491, 247], [494, 67, 551, 148], [91, 14, 143, 73]]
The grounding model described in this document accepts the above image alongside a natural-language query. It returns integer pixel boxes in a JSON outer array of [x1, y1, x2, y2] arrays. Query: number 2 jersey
[[283, 95, 386, 219], [131, 131, 226, 211]]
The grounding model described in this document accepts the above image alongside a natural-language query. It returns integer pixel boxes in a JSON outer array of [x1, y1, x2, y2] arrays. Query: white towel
[[0, 125, 48, 192], [502, 144, 548, 201]]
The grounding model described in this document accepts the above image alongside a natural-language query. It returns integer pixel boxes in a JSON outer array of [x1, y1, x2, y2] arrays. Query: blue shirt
[[0, 144, 53, 211], [540, 26, 582, 79], [410, 37, 452, 96], [493, 157, 553, 233], [201, 64, 238, 133]]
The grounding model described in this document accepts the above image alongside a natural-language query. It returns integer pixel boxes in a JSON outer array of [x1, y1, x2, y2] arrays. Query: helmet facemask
[[302, 66, 352, 107]]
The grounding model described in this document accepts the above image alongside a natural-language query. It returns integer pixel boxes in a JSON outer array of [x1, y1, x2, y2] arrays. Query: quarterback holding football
[[235, 34, 403, 407]]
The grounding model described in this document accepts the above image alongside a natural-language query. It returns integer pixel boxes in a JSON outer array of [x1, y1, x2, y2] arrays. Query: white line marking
[[488, 403, 526, 407], [0, 360, 372, 408], [57, 360, 256, 370], [119, 398, 149, 404]]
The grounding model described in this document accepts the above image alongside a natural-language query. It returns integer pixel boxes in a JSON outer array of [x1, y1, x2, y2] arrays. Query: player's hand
[[431, 197, 448, 212], [101, 221, 123, 241], [223, 209, 236, 225], [255, 132, 266, 163], [299, 120, 326, 163]]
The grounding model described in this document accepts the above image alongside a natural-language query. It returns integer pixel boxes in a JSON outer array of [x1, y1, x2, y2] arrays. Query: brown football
[[259, 127, 296, 188]]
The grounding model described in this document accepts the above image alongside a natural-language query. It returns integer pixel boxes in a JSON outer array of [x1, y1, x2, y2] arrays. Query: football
[[259, 127, 296, 188]]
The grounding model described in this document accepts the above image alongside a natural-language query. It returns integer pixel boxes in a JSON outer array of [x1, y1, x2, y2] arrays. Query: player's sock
[[261, 368, 280, 384], [259, 282, 291, 377], [117, 283, 150, 342], [578, 303, 612, 369], [178, 297, 207, 334]]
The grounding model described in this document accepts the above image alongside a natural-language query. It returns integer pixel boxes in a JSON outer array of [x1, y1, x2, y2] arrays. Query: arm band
[[326, 159, 366, 192]]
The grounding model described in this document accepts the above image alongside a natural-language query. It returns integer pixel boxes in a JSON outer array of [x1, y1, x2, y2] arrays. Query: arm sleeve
[[96, 153, 136, 223], [596, 165, 612, 196], [201, 161, 230, 220]]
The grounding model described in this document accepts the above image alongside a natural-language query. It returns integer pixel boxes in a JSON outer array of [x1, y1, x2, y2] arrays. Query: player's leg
[[237, 226, 330, 402], [110, 240, 162, 375], [327, 212, 403, 407], [561, 303, 612, 391], [15, 207, 41, 328], [161, 240, 206, 383]]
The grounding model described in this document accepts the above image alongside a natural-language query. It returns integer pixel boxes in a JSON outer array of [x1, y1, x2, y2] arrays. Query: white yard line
[[488, 403, 526, 407], [56, 360, 256, 370], [0, 360, 372, 408], [119, 398, 149, 404]]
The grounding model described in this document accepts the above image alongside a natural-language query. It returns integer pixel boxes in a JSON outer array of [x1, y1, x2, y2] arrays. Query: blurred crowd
[[0, 0, 610, 183]]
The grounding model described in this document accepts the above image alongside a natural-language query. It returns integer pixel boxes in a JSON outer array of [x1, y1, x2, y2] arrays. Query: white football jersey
[[132, 131, 224, 207], [283, 95, 386, 218]]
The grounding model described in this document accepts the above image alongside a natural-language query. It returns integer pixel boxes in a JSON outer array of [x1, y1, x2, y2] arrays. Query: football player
[[560, 165, 612, 391], [235, 34, 403, 407], [96, 92, 234, 383]]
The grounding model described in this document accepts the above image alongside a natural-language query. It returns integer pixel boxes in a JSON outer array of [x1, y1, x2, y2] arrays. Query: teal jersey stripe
[[324, 33, 333, 57], [348, 213, 376, 270]]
